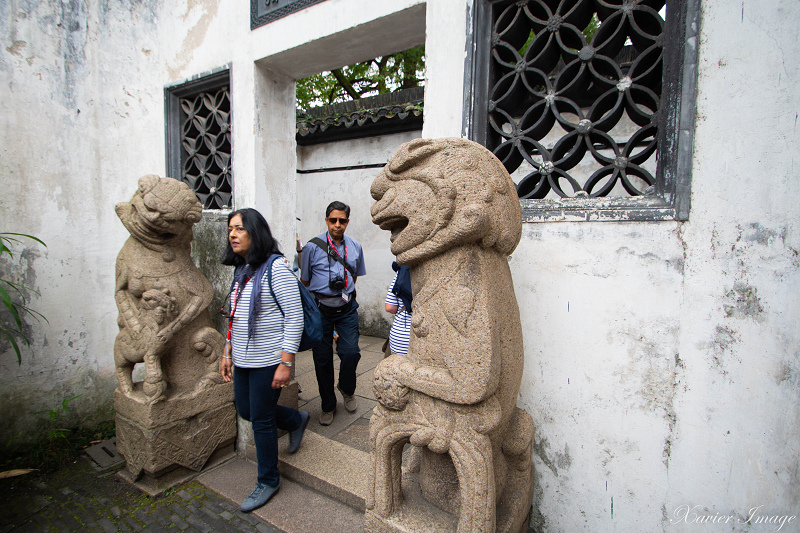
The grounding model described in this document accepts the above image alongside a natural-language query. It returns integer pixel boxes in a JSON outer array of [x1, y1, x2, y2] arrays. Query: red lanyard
[[225, 276, 250, 342], [326, 233, 348, 288]]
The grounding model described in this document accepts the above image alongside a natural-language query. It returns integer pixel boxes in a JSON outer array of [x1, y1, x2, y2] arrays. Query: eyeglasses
[[219, 287, 236, 318], [219, 277, 251, 319], [327, 217, 349, 224]]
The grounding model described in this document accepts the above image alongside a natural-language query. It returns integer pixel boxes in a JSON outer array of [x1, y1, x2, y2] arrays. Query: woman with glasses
[[220, 208, 310, 512]]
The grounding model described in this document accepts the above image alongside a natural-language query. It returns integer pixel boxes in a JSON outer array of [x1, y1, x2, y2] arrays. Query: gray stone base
[[364, 470, 531, 533], [117, 441, 235, 497], [114, 382, 237, 496]]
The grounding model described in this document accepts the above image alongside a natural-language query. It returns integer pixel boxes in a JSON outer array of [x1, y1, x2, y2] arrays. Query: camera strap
[[309, 237, 356, 279]]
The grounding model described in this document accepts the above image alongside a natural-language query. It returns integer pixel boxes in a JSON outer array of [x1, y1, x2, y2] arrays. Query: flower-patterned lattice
[[179, 87, 232, 209], [488, 0, 665, 199]]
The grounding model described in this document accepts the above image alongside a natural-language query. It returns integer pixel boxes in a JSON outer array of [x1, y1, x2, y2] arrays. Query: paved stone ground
[[0, 336, 389, 533], [0, 458, 278, 533]]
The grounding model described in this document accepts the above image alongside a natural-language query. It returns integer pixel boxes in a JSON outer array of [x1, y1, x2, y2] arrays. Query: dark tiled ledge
[[296, 87, 423, 146]]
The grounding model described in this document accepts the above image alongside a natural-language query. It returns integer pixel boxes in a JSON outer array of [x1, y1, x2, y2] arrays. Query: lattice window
[[165, 69, 233, 210], [466, 0, 698, 220]]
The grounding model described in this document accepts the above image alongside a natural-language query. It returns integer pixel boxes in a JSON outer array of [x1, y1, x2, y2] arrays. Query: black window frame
[[164, 66, 233, 210], [463, 0, 700, 222]]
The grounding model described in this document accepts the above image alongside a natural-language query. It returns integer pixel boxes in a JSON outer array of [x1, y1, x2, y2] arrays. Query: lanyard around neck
[[226, 276, 250, 342], [326, 233, 348, 288]]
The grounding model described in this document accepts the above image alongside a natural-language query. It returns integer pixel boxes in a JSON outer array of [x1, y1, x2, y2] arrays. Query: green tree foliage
[[296, 45, 425, 110], [520, 13, 600, 57]]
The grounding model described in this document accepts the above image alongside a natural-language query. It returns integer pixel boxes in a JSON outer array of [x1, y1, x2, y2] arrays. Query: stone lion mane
[[372, 137, 522, 266]]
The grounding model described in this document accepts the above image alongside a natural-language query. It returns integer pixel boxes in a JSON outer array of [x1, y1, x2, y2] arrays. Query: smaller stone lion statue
[[114, 175, 224, 404], [367, 138, 534, 533]]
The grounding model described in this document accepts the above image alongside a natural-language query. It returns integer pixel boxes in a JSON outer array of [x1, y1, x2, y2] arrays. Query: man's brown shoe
[[338, 387, 358, 413], [320, 408, 335, 426]]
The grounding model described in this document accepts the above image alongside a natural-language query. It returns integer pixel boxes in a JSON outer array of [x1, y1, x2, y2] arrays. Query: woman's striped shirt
[[385, 272, 412, 355], [230, 257, 303, 368]]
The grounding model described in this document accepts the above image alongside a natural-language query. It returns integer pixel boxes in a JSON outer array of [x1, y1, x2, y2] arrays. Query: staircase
[[197, 336, 386, 533]]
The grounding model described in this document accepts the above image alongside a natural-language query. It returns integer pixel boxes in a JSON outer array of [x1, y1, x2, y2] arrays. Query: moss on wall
[[191, 212, 233, 335]]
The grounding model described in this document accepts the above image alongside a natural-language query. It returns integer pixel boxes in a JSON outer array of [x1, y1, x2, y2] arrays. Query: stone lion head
[[116, 175, 202, 248], [371, 138, 521, 265]]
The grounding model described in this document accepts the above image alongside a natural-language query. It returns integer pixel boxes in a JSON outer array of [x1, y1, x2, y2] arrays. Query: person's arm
[[271, 261, 303, 389], [220, 342, 233, 382], [355, 241, 367, 277], [272, 261, 303, 353], [272, 351, 293, 389], [385, 273, 400, 314], [295, 234, 303, 262]]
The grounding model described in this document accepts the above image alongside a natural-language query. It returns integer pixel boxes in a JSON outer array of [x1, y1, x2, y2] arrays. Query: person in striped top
[[384, 267, 412, 356], [220, 208, 310, 513]]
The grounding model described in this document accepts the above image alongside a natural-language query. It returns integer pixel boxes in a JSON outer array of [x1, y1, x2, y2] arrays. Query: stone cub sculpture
[[114, 175, 224, 404], [368, 138, 534, 533]]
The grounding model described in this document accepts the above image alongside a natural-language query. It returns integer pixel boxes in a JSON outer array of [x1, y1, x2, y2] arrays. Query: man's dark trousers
[[313, 302, 361, 413]]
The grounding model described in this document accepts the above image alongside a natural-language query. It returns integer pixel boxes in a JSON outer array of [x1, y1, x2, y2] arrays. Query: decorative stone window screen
[[165, 68, 233, 210], [465, 0, 698, 221]]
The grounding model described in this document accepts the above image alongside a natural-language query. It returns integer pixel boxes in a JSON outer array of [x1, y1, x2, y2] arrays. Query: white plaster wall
[[296, 131, 422, 336], [666, 0, 800, 528], [0, 0, 437, 439], [0, 0, 168, 433], [2, 0, 798, 531], [512, 1, 800, 531]]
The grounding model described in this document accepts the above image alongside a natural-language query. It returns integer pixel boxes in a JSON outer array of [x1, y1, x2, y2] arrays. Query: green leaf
[[0, 328, 23, 365], [296, 45, 425, 110], [0, 284, 23, 331], [62, 394, 81, 412], [0, 233, 47, 248], [0, 232, 46, 366]]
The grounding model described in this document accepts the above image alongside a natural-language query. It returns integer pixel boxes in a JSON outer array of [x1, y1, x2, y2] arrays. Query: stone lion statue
[[367, 138, 534, 533], [114, 175, 224, 404]]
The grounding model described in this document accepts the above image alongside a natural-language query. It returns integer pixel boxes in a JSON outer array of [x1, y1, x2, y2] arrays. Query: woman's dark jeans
[[234, 365, 303, 487]]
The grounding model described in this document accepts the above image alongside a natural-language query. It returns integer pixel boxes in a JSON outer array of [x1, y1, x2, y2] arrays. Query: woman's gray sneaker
[[240, 482, 280, 512], [289, 411, 310, 453]]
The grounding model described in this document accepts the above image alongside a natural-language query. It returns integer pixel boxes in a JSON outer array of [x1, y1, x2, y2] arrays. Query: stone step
[[277, 429, 370, 512], [197, 452, 365, 533]]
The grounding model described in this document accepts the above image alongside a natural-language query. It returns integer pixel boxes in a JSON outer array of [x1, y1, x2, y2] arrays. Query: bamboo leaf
[[0, 329, 24, 365], [0, 233, 47, 248], [62, 394, 81, 412], [0, 284, 23, 330]]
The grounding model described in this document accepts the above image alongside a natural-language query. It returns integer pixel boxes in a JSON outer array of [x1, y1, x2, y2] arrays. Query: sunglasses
[[327, 217, 349, 224]]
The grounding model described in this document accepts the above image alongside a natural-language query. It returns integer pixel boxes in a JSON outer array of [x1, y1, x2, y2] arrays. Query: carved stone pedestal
[[364, 443, 532, 533], [114, 383, 235, 496]]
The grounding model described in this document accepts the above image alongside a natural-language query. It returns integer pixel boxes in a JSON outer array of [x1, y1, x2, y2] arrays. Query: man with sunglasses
[[300, 201, 367, 426]]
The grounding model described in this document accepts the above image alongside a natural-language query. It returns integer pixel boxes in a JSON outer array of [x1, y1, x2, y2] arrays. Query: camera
[[329, 276, 346, 291]]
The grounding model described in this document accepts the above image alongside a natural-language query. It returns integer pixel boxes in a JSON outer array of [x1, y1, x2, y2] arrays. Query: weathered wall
[[0, 0, 167, 437], [0, 0, 430, 441], [1, 0, 798, 531], [512, 1, 800, 531]]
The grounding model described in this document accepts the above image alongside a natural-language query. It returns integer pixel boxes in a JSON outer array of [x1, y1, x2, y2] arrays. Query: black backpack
[[266, 254, 323, 352]]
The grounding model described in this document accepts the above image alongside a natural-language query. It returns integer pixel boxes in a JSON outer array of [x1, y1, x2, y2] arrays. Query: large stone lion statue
[[114, 175, 224, 404], [367, 138, 534, 533]]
